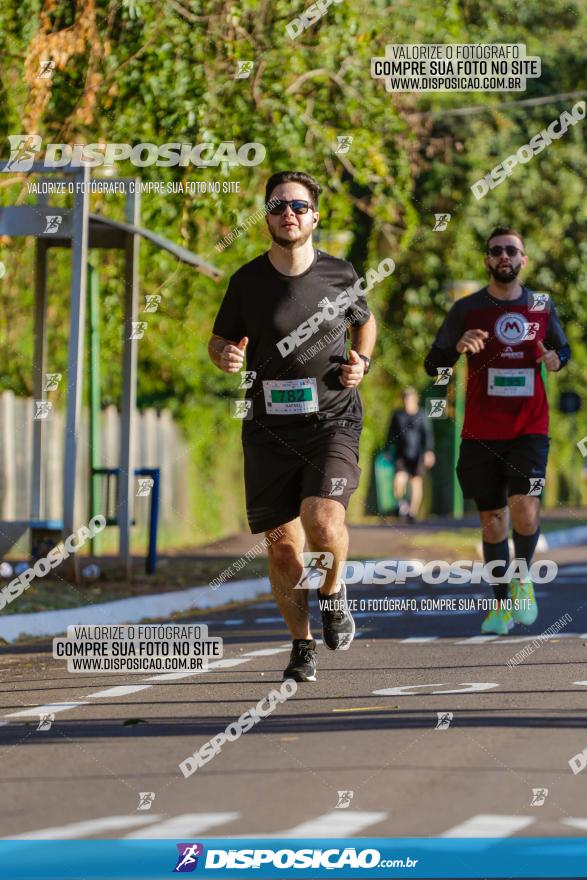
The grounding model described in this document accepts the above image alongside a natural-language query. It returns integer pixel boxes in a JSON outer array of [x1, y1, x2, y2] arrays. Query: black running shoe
[[318, 582, 355, 651], [283, 639, 317, 682]]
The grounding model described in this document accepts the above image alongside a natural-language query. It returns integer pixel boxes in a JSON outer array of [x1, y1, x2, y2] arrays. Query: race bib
[[262, 378, 319, 414], [488, 368, 535, 397]]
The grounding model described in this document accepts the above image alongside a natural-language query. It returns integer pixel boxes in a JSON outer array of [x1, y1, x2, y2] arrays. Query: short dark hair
[[486, 226, 525, 253], [265, 171, 322, 208]]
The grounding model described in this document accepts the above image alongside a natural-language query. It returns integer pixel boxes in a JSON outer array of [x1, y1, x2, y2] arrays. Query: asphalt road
[[2, 562, 587, 843]]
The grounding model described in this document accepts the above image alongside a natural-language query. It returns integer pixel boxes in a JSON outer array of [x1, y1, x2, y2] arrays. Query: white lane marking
[[440, 814, 534, 838], [244, 648, 290, 657], [85, 685, 151, 698], [5, 701, 89, 718], [144, 657, 252, 683], [254, 617, 284, 624], [239, 811, 388, 839], [222, 620, 245, 626], [124, 812, 240, 839], [573, 681, 587, 687], [401, 637, 438, 643], [3, 814, 160, 840], [373, 682, 499, 697], [455, 635, 498, 644], [562, 818, 587, 830]]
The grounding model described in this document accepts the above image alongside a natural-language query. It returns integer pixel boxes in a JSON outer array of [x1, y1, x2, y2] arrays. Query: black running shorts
[[457, 433, 550, 511], [395, 456, 425, 477], [243, 426, 361, 534]]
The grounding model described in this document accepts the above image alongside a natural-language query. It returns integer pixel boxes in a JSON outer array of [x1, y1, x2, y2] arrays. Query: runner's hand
[[456, 329, 488, 354], [340, 349, 365, 387], [219, 336, 248, 373], [536, 340, 560, 371], [423, 451, 436, 468]]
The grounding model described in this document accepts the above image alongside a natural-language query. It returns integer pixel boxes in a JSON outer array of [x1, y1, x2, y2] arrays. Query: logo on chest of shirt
[[501, 346, 524, 360], [494, 312, 540, 346]]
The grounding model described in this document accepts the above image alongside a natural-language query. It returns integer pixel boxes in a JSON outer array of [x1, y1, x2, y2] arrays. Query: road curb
[[0, 577, 272, 643]]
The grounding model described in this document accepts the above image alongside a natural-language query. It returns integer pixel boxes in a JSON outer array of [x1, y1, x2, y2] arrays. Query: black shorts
[[457, 433, 550, 511], [395, 456, 424, 477], [243, 427, 361, 534]]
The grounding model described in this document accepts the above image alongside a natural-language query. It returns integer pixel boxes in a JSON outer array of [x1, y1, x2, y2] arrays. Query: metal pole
[[118, 183, 141, 579], [63, 166, 90, 564], [88, 263, 102, 554], [31, 239, 48, 521]]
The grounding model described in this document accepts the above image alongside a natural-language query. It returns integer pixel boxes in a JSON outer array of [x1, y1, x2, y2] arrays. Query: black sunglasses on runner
[[268, 199, 314, 215], [488, 245, 524, 257]]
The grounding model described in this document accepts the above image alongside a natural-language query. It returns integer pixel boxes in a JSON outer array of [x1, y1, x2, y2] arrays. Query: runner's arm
[[424, 301, 464, 377], [420, 412, 435, 453], [209, 274, 247, 371], [349, 313, 377, 361], [543, 300, 571, 371]]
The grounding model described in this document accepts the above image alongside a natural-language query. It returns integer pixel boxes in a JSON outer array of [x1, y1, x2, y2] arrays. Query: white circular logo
[[495, 312, 526, 345]]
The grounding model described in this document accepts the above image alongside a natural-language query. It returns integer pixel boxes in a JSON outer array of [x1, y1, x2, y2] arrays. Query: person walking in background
[[385, 388, 435, 522]]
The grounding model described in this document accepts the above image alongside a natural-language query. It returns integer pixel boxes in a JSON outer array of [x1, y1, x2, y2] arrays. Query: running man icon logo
[[521, 322, 540, 341], [426, 399, 447, 419], [433, 213, 451, 231], [45, 373, 62, 391], [44, 215, 63, 234], [294, 551, 335, 590], [530, 293, 549, 312], [335, 790, 354, 809], [527, 477, 545, 496], [4, 134, 42, 171], [530, 787, 549, 806], [239, 371, 256, 390], [434, 367, 452, 386], [144, 294, 161, 313], [435, 712, 453, 730], [235, 61, 254, 78], [129, 321, 148, 340], [37, 713, 55, 731], [33, 400, 52, 420], [137, 792, 156, 811], [335, 135, 353, 154], [329, 477, 348, 496], [173, 843, 204, 872], [136, 478, 154, 497], [232, 399, 253, 420], [37, 60, 56, 78]]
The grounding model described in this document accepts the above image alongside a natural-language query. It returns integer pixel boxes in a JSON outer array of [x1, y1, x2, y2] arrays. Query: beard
[[489, 262, 520, 283], [268, 225, 313, 250]]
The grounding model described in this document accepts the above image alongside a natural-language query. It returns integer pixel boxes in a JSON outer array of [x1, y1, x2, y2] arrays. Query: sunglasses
[[268, 199, 314, 215], [488, 245, 524, 257]]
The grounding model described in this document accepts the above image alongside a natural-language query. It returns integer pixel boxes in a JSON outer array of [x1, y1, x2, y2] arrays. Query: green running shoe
[[481, 605, 514, 635], [509, 577, 538, 625]]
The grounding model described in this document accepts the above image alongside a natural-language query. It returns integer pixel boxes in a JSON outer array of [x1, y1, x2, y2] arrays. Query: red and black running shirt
[[424, 286, 571, 440]]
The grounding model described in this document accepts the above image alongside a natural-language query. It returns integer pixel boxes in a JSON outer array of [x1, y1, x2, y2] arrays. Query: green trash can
[[374, 448, 396, 515]]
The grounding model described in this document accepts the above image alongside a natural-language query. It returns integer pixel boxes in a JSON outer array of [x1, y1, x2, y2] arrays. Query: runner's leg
[[479, 507, 510, 601], [408, 475, 424, 518], [509, 494, 541, 568], [394, 469, 408, 507], [266, 518, 310, 640], [300, 496, 348, 596]]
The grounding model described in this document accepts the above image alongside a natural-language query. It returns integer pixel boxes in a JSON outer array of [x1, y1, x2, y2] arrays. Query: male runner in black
[[425, 227, 570, 634], [208, 171, 377, 679], [385, 388, 435, 522]]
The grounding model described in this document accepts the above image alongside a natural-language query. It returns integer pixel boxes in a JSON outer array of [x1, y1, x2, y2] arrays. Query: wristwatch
[[358, 354, 371, 374]]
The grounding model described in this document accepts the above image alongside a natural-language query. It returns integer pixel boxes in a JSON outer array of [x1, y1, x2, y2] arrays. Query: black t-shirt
[[212, 249, 371, 443], [386, 409, 434, 460]]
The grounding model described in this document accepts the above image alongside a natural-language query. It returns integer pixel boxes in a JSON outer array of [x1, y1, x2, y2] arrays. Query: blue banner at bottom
[[1, 837, 587, 879]]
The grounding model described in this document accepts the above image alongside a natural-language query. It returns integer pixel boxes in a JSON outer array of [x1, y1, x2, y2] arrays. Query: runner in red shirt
[[425, 227, 571, 634]]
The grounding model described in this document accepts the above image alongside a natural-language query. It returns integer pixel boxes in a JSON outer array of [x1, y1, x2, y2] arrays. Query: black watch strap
[[358, 354, 371, 373]]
